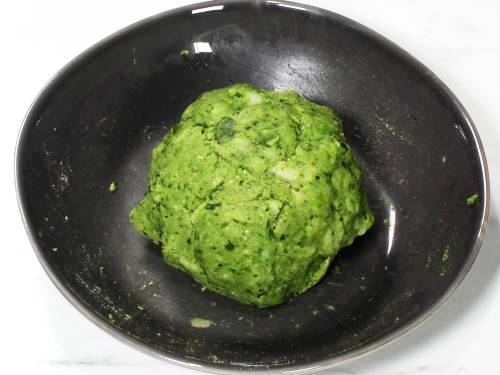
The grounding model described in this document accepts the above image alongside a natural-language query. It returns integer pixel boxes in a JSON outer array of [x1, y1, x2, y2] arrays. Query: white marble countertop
[[2, 0, 499, 374]]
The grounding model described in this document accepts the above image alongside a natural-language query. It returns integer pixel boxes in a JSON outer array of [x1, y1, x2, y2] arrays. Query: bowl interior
[[17, 1, 487, 371]]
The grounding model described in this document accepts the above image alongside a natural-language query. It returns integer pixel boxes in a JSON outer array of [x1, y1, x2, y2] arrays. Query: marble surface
[[2, 0, 499, 374]]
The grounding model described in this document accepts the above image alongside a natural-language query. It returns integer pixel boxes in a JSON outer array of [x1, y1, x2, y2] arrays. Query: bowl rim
[[15, 0, 490, 373]]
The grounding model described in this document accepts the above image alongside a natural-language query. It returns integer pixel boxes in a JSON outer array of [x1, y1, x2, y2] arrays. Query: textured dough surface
[[131, 84, 374, 307]]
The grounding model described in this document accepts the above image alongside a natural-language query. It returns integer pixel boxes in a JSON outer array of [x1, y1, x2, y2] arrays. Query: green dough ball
[[131, 84, 374, 308]]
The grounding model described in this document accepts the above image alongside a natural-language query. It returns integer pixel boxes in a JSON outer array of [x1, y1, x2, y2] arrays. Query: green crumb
[[190, 317, 213, 328], [295, 323, 301, 329], [312, 309, 320, 316], [333, 265, 342, 274], [466, 193, 479, 206], [207, 354, 223, 364], [425, 254, 432, 268], [152, 293, 160, 298], [52, 247, 58, 252], [384, 265, 388, 271], [109, 182, 117, 192], [130, 84, 374, 308], [325, 304, 335, 311], [180, 49, 190, 56], [107, 314, 116, 324], [442, 245, 450, 263], [137, 305, 144, 311], [124, 314, 132, 321], [383, 218, 389, 226]]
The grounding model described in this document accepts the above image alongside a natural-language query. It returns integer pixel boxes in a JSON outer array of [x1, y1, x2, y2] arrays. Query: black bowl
[[16, 1, 489, 373]]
